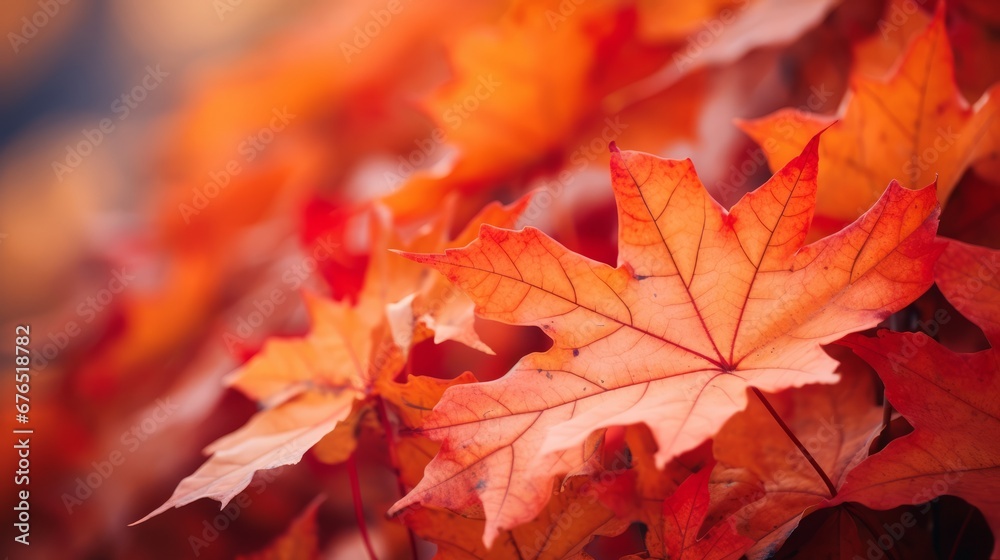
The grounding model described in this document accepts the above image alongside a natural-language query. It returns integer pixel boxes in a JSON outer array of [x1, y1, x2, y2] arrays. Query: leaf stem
[[376, 396, 420, 560], [348, 451, 380, 560], [877, 308, 913, 451], [751, 387, 838, 498], [946, 506, 975, 560]]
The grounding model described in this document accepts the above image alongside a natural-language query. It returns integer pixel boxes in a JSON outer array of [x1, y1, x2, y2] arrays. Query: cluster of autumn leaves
[[112, 0, 1000, 558]]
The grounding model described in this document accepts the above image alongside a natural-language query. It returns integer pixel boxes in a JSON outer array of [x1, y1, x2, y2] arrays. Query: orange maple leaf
[[834, 238, 1000, 560], [739, 3, 1000, 228], [389, 132, 941, 545], [132, 198, 528, 524], [379, 0, 629, 220]]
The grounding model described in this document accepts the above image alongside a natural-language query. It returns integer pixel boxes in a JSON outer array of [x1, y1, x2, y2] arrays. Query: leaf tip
[[805, 121, 836, 152], [128, 504, 169, 527], [392, 249, 435, 264]]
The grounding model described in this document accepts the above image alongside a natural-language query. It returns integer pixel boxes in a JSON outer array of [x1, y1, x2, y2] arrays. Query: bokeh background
[[1, 0, 998, 558]]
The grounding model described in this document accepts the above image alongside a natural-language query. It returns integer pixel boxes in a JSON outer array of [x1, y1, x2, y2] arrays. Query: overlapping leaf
[[835, 239, 1000, 559], [625, 467, 752, 560], [389, 132, 941, 545], [133, 199, 528, 524], [740, 3, 1000, 227], [380, 0, 606, 218], [708, 368, 883, 559]]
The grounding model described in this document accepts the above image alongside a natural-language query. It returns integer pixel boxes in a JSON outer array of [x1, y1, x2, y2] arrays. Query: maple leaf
[[707, 366, 883, 559], [130, 211, 424, 524], [133, 199, 529, 525], [130, 293, 400, 525], [389, 132, 941, 545], [379, 0, 630, 220], [834, 238, 1000, 559], [623, 466, 752, 560], [739, 3, 1000, 227]]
